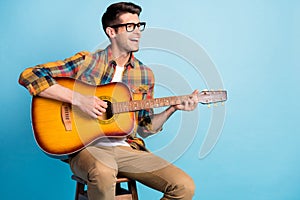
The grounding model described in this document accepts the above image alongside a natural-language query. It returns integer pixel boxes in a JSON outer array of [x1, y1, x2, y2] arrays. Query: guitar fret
[[114, 102, 120, 113], [174, 97, 182, 105], [164, 98, 170, 106], [128, 102, 132, 111], [144, 100, 150, 109], [133, 101, 138, 111], [123, 102, 129, 112], [120, 102, 124, 112], [169, 97, 175, 105], [159, 98, 164, 107], [116, 102, 120, 113], [154, 99, 159, 108]]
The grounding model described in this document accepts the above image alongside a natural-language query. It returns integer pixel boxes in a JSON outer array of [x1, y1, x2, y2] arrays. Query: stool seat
[[71, 175, 138, 200]]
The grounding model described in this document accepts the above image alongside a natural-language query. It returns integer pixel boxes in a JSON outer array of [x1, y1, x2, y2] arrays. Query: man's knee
[[178, 175, 195, 199], [87, 161, 117, 187], [183, 176, 195, 198], [165, 175, 195, 199], [84, 161, 117, 200]]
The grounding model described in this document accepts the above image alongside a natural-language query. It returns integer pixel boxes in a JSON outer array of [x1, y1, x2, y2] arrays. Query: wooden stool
[[71, 175, 138, 200]]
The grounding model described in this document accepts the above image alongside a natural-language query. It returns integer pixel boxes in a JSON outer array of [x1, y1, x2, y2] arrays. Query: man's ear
[[106, 27, 116, 38]]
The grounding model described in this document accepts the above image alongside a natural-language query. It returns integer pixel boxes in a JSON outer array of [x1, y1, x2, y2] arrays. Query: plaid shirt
[[19, 45, 157, 140]]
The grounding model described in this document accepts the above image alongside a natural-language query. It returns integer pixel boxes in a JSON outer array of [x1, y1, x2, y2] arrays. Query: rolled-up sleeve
[[136, 79, 162, 138], [18, 51, 90, 95]]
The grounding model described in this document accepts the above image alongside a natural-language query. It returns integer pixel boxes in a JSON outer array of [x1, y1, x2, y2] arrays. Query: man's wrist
[[166, 105, 177, 115]]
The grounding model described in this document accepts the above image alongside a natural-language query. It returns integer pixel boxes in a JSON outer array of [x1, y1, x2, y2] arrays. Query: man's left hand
[[173, 90, 199, 111]]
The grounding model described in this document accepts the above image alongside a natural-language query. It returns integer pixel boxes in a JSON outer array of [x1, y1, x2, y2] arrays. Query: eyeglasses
[[110, 22, 146, 32]]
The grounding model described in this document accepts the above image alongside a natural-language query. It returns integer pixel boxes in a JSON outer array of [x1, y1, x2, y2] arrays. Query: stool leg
[[75, 182, 86, 200], [129, 180, 138, 200]]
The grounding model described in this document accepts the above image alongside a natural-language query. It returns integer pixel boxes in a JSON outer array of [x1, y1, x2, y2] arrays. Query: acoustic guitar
[[31, 78, 227, 158]]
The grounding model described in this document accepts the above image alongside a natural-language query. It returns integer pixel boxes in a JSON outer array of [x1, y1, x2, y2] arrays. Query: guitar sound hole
[[103, 100, 113, 120]]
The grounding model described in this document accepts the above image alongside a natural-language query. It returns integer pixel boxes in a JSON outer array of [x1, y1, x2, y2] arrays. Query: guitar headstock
[[198, 90, 227, 105]]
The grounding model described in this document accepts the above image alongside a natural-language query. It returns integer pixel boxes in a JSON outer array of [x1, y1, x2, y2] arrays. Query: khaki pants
[[69, 146, 195, 200]]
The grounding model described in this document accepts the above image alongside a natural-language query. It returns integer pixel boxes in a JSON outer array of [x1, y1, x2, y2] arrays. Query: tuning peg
[[221, 102, 225, 106], [207, 104, 211, 108], [214, 103, 218, 107]]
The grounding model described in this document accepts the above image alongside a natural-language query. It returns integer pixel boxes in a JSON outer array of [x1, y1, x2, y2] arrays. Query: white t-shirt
[[95, 65, 130, 147]]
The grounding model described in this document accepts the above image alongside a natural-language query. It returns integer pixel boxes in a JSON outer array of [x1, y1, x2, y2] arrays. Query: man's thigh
[[69, 146, 118, 179], [115, 146, 191, 192]]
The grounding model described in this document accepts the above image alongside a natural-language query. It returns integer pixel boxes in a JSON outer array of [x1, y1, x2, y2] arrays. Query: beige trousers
[[69, 145, 195, 200]]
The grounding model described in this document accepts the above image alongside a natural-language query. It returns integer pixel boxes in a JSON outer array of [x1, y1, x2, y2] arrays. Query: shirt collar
[[106, 45, 136, 68]]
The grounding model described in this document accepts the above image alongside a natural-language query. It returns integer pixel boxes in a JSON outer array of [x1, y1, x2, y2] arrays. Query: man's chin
[[131, 48, 139, 52]]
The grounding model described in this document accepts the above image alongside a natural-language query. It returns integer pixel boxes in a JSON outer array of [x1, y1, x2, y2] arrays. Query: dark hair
[[101, 2, 142, 35]]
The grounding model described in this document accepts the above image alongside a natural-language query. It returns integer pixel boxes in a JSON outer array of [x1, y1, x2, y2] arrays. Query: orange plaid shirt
[[19, 46, 158, 145]]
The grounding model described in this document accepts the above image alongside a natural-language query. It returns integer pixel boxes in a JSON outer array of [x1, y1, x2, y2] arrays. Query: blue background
[[1, 0, 299, 199]]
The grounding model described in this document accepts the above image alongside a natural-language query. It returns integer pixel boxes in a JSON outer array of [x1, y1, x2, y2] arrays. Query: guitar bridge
[[61, 103, 72, 131]]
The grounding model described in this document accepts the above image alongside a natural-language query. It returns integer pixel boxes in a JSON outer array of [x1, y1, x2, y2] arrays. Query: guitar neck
[[112, 91, 227, 114]]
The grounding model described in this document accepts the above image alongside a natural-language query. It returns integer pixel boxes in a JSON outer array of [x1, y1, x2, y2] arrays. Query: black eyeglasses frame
[[110, 22, 146, 32]]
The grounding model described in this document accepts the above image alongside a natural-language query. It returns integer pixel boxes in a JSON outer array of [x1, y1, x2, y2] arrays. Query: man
[[19, 2, 198, 199]]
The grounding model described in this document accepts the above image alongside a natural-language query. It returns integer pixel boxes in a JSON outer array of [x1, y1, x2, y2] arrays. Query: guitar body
[[32, 78, 135, 158]]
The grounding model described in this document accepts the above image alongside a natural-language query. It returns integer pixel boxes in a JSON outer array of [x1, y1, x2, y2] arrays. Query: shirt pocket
[[131, 85, 149, 100]]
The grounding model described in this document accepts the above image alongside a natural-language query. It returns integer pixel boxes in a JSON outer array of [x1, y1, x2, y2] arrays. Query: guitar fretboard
[[111, 90, 227, 114], [112, 95, 195, 113]]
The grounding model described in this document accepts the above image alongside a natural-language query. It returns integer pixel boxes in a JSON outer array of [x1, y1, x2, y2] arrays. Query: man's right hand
[[72, 93, 108, 119]]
